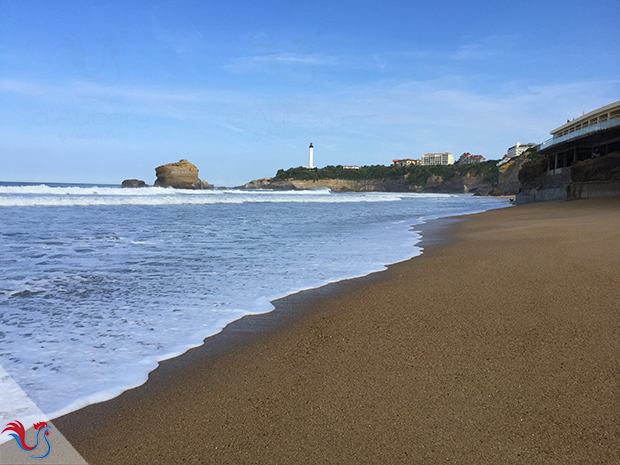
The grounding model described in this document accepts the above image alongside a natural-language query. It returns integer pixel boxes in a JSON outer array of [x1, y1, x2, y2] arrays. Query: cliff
[[422, 172, 496, 194], [154, 159, 213, 189], [241, 177, 412, 192], [241, 173, 499, 194], [497, 156, 529, 194], [239, 159, 530, 195]]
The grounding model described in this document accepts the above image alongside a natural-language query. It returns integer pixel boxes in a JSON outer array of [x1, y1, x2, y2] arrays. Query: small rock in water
[[121, 179, 148, 188]]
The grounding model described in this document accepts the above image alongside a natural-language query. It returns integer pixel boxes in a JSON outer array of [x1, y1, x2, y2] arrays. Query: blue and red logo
[[2, 420, 52, 459]]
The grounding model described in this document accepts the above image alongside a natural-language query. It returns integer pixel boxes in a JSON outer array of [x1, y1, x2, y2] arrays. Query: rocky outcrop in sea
[[154, 159, 213, 189], [121, 179, 148, 188]]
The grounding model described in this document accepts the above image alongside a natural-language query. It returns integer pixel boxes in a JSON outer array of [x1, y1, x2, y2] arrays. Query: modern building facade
[[421, 152, 454, 166], [516, 100, 620, 203], [538, 100, 620, 175]]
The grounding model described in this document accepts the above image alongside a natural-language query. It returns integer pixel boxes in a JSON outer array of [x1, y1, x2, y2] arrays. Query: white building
[[507, 142, 536, 159], [421, 152, 454, 166]]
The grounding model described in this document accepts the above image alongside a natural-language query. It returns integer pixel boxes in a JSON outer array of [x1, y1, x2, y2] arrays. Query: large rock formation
[[570, 151, 620, 182], [154, 159, 213, 189], [567, 152, 620, 200]]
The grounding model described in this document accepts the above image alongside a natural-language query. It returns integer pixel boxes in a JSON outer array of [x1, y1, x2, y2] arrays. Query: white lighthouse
[[309, 143, 314, 168]]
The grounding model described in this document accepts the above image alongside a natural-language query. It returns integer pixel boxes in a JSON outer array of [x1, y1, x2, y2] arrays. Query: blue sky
[[1, 0, 619, 186]]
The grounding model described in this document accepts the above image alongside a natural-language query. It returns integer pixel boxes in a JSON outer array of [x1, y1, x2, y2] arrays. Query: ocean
[[0, 183, 510, 434]]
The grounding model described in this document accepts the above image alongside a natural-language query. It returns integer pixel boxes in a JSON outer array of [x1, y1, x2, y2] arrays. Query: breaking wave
[[0, 185, 455, 207]]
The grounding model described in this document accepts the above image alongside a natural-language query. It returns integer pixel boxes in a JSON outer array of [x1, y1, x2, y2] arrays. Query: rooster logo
[[2, 420, 52, 459]]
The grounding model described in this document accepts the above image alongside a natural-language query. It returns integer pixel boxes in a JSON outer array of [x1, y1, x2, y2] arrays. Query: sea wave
[[0, 185, 335, 196], [0, 185, 456, 207]]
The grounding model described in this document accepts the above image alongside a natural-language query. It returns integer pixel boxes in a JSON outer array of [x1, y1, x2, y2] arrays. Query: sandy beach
[[53, 197, 620, 464]]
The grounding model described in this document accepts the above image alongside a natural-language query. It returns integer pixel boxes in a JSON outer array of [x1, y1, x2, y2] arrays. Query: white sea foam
[[0, 187, 510, 428], [0, 185, 455, 207]]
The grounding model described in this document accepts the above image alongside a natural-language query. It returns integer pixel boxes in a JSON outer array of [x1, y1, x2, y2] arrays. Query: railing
[[538, 115, 620, 151]]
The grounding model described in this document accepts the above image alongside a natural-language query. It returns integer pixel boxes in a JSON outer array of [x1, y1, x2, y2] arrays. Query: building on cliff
[[392, 158, 419, 166], [517, 99, 620, 203], [538, 100, 620, 177], [421, 152, 454, 166], [507, 142, 536, 159], [456, 153, 486, 164]]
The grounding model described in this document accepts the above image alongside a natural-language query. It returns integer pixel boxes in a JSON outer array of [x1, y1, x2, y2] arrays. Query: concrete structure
[[538, 100, 620, 176], [456, 153, 485, 164], [421, 152, 454, 166], [507, 142, 536, 159], [567, 181, 620, 201], [392, 159, 419, 167], [343, 165, 360, 169], [545, 101, 620, 143], [517, 100, 620, 204], [309, 143, 314, 168]]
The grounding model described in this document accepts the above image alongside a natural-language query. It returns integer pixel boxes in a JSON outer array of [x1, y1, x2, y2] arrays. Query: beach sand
[[54, 198, 620, 464]]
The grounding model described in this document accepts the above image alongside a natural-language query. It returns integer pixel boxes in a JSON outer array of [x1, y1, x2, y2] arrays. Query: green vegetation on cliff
[[517, 149, 547, 188], [274, 161, 499, 187]]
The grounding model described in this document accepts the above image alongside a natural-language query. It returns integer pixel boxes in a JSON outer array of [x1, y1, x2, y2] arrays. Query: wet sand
[[54, 198, 620, 464]]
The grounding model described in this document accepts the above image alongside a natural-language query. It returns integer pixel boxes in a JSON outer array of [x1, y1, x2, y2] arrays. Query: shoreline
[[52, 214, 471, 419], [0, 191, 507, 439], [55, 198, 620, 463], [45, 213, 472, 424]]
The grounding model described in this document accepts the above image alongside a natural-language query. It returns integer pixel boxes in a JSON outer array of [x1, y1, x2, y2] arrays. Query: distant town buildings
[[507, 142, 536, 159], [456, 153, 486, 164], [343, 165, 360, 169], [421, 152, 454, 166], [392, 158, 419, 167]]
